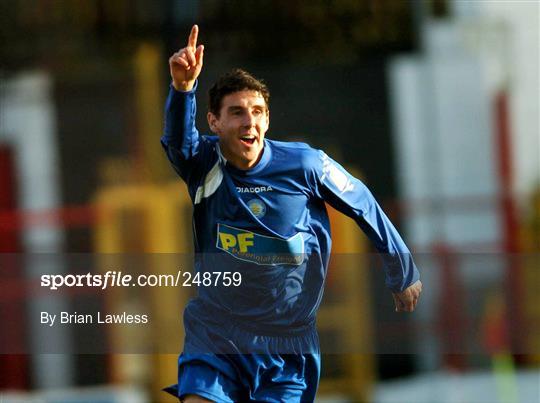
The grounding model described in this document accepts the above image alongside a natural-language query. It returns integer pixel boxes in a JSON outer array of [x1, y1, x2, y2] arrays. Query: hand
[[169, 25, 204, 92], [392, 280, 422, 312]]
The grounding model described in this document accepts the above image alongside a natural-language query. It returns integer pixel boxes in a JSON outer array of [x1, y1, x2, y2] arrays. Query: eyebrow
[[226, 105, 266, 112], [227, 106, 244, 112]]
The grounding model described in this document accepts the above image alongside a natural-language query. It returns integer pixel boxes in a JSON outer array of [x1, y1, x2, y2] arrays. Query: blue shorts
[[164, 301, 321, 402], [165, 353, 320, 402]]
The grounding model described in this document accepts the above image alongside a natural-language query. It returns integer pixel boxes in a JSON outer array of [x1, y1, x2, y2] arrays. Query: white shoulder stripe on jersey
[[194, 161, 223, 204], [216, 143, 227, 164]]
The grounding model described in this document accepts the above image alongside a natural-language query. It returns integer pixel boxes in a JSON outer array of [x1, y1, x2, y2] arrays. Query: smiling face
[[207, 90, 269, 170]]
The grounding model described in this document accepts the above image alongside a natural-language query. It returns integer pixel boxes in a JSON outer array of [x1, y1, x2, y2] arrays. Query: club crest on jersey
[[247, 198, 266, 218], [216, 224, 304, 266]]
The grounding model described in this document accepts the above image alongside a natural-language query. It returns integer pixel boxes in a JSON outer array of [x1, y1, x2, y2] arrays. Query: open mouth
[[240, 136, 256, 146]]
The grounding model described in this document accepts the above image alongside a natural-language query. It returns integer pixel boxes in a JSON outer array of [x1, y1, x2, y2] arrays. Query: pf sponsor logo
[[218, 231, 254, 253], [216, 224, 304, 266]]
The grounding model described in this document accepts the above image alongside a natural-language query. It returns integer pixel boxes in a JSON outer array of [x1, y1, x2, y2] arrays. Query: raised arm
[[162, 25, 206, 181]]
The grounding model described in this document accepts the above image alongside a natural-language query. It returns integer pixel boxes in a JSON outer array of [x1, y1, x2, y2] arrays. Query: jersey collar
[[217, 139, 272, 176]]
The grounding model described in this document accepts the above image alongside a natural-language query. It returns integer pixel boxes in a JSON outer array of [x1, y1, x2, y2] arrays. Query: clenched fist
[[392, 280, 422, 312], [169, 25, 204, 92]]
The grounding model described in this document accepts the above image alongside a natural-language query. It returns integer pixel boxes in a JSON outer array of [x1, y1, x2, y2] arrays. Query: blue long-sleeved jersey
[[161, 83, 419, 332]]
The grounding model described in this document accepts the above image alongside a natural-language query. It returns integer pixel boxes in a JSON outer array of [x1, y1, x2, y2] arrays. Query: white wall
[[460, 0, 540, 203], [0, 72, 73, 388]]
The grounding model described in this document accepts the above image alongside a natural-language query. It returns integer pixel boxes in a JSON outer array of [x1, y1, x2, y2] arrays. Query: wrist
[[172, 79, 196, 92]]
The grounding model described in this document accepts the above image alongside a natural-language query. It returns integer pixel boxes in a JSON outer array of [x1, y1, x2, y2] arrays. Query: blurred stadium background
[[0, 1, 539, 402]]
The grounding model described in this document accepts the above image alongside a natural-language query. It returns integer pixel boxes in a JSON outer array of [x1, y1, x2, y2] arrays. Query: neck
[[220, 147, 264, 171]]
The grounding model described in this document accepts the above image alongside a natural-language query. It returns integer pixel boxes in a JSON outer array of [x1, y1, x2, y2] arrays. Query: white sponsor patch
[[320, 151, 354, 193]]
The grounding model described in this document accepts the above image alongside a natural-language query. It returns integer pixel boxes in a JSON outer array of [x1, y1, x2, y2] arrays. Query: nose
[[242, 112, 256, 128]]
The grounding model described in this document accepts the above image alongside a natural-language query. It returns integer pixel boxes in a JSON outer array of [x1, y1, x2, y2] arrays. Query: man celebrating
[[162, 25, 422, 403]]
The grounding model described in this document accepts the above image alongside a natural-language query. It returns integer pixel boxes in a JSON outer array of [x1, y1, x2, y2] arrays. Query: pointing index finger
[[187, 25, 198, 49]]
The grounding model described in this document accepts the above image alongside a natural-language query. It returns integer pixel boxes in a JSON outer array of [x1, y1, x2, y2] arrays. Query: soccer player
[[162, 25, 422, 403]]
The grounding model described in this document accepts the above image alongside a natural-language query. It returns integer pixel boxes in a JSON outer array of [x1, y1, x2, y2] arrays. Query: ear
[[207, 112, 220, 134]]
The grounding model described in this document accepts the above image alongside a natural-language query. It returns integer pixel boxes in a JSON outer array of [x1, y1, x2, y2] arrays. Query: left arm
[[311, 150, 422, 312]]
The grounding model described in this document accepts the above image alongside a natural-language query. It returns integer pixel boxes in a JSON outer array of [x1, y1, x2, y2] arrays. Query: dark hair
[[208, 68, 270, 116]]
